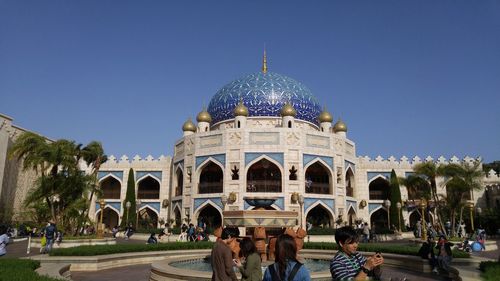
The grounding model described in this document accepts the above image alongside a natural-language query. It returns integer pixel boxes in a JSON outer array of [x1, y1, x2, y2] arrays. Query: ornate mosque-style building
[[1, 53, 500, 231]]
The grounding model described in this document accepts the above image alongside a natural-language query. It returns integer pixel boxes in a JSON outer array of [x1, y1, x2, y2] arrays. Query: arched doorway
[[138, 207, 158, 229], [247, 158, 282, 192], [370, 208, 388, 230], [409, 209, 432, 228], [199, 162, 223, 194], [369, 177, 390, 200], [100, 177, 121, 199], [173, 207, 181, 227], [347, 208, 356, 226], [345, 168, 355, 197], [305, 162, 331, 194], [306, 205, 333, 228], [137, 176, 160, 199], [96, 208, 119, 230], [175, 168, 183, 196], [197, 204, 222, 230]]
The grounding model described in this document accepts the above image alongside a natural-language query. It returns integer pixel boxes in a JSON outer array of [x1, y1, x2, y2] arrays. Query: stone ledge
[[35, 263, 71, 280]]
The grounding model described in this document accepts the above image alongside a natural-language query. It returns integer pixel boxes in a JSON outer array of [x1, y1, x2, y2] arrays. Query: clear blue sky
[[1, 1, 499, 162]]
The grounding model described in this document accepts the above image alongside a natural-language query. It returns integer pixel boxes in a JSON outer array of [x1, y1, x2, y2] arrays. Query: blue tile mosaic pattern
[[344, 160, 356, 173], [207, 72, 322, 124], [195, 154, 226, 170], [346, 200, 357, 212], [97, 171, 123, 181], [194, 197, 224, 213], [245, 152, 284, 167], [95, 202, 121, 213], [303, 154, 334, 170], [367, 172, 391, 183], [369, 203, 383, 214], [138, 202, 161, 214], [136, 171, 162, 182], [304, 198, 335, 215]]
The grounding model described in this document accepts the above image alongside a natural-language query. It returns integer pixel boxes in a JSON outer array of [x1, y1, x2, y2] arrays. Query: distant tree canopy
[[483, 161, 500, 174]]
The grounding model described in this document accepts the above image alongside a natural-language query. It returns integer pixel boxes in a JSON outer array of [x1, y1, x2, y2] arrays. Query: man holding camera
[[330, 226, 384, 280]]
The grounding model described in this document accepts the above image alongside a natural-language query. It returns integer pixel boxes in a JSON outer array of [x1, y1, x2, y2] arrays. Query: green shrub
[[480, 261, 500, 281], [50, 241, 214, 256], [307, 227, 336, 235], [0, 258, 62, 281], [303, 242, 469, 258]]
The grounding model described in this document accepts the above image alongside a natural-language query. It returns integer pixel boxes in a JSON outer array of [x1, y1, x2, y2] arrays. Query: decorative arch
[[197, 160, 224, 194], [347, 206, 357, 226], [99, 176, 122, 199], [195, 203, 222, 229], [345, 167, 355, 197], [304, 160, 333, 195], [245, 156, 283, 193], [137, 206, 159, 229], [175, 165, 184, 197], [173, 205, 182, 227], [137, 176, 160, 199], [370, 207, 388, 229], [369, 176, 390, 200], [305, 203, 334, 228], [95, 207, 120, 230]]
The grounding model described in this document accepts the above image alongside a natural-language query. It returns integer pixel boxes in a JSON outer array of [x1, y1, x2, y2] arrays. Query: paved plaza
[[4, 236, 499, 280]]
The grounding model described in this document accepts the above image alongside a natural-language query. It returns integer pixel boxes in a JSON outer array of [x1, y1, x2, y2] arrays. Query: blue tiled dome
[[207, 72, 322, 125]]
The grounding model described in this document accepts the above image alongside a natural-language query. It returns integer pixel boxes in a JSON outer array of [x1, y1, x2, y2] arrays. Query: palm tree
[[440, 161, 484, 236], [77, 141, 107, 234], [409, 162, 448, 234]]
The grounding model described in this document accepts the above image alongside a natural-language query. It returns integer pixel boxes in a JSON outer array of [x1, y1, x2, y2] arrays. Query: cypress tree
[[121, 168, 137, 228], [389, 169, 404, 231]]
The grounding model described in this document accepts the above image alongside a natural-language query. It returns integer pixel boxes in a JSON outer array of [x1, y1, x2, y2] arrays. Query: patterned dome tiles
[[208, 72, 322, 124]]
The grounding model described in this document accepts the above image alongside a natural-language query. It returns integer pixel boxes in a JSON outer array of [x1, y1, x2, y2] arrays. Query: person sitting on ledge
[[330, 226, 384, 280], [147, 233, 157, 244]]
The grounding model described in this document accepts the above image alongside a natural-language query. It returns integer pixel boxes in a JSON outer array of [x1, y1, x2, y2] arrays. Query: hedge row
[[0, 259, 62, 281], [50, 241, 214, 256], [50, 239, 470, 258], [479, 261, 500, 281], [303, 242, 470, 258]]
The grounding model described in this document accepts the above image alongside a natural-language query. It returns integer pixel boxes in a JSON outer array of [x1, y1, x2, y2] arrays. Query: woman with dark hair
[[234, 238, 262, 281], [263, 234, 311, 281]]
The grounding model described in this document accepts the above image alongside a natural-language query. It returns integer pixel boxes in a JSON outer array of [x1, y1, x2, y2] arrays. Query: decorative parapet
[[358, 155, 483, 169]]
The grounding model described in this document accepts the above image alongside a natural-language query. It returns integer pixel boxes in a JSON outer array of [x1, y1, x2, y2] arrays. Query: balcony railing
[[175, 187, 182, 197], [369, 191, 389, 200], [305, 182, 330, 194], [137, 191, 160, 199], [199, 182, 223, 194], [247, 180, 281, 193]]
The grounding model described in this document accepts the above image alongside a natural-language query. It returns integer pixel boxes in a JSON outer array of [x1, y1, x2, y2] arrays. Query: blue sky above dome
[[208, 71, 322, 124]]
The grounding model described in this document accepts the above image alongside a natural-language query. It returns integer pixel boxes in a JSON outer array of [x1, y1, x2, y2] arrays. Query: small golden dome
[[280, 103, 297, 117], [333, 119, 348, 132], [182, 118, 196, 132], [234, 100, 249, 117], [318, 109, 333, 123], [196, 108, 212, 123]]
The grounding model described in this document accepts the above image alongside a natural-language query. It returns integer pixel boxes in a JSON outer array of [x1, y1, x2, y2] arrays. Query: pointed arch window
[[305, 162, 331, 194], [199, 162, 223, 194], [246, 159, 282, 192]]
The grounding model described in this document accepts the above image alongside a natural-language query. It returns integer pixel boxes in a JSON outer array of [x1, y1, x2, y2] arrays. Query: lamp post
[[396, 202, 402, 232], [221, 195, 228, 227], [298, 195, 305, 228], [125, 201, 131, 226], [384, 199, 391, 230], [420, 198, 427, 241], [467, 201, 474, 232], [136, 199, 142, 229], [97, 199, 106, 238], [476, 207, 482, 229]]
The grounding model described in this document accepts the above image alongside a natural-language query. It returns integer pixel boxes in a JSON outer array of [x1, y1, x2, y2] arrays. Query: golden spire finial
[[262, 48, 268, 73]]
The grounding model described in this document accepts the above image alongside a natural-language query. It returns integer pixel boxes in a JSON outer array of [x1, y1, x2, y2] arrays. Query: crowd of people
[[209, 226, 389, 281]]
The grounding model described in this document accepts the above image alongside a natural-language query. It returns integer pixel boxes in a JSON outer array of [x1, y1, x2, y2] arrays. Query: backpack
[[268, 262, 303, 281]]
